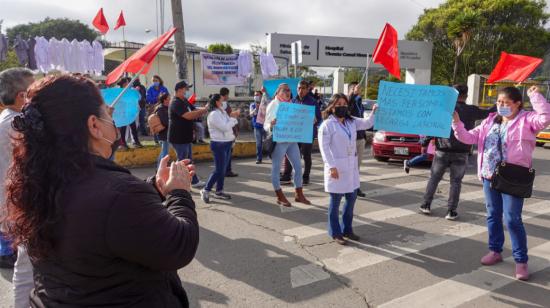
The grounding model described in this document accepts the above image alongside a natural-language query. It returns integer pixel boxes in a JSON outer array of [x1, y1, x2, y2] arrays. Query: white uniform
[[318, 114, 375, 194]]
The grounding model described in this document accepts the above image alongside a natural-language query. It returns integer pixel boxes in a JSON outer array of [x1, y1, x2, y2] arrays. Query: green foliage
[[207, 43, 234, 54], [0, 50, 22, 71], [344, 68, 364, 84], [6, 18, 98, 42], [406, 0, 550, 85], [366, 72, 404, 99]]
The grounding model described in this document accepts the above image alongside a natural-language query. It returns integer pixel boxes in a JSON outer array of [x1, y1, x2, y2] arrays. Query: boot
[[275, 189, 291, 207], [294, 187, 311, 205]]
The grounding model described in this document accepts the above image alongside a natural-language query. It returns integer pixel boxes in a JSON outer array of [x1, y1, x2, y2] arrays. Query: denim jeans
[[205, 141, 233, 192], [422, 151, 468, 210], [171, 142, 200, 184], [328, 190, 358, 237], [0, 232, 13, 256], [407, 153, 429, 167], [226, 143, 234, 173], [157, 140, 170, 168], [254, 127, 265, 161], [270, 142, 302, 190], [138, 107, 148, 135], [483, 179, 528, 263], [282, 143, 313, 181]]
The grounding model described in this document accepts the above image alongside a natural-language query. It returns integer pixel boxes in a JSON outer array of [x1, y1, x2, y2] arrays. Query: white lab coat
[[318, 114, 375, 193]]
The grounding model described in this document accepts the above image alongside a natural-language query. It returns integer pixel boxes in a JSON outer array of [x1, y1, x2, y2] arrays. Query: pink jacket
[[452, 92, 550, 180]]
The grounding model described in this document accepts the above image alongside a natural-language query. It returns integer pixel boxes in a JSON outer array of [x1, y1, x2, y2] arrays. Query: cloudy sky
[[2, 0, 448, 49]]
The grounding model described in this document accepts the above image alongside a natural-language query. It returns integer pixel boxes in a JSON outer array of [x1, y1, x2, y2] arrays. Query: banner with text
[[274, 103, 315, 143], [201, 52, 245, 86], [374, 81, 458, 138]]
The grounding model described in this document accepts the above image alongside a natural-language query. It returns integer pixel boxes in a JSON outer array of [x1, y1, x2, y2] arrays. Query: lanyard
[[339, 121, 352, 141]]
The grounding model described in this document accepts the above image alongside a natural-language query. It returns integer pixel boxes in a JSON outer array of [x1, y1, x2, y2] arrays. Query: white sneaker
[[200, 189, 210, 203], [192, 180, 206, 189], [403, 160, 410, 174]]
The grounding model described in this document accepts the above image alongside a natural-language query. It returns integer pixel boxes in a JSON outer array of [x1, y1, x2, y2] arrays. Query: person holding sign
[[318, 93, 377, 245], [264, 83, 311, 207], [452, 86, 550, 281]]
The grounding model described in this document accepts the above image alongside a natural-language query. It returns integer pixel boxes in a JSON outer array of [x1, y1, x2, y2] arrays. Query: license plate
[[394, 147, 409, 155]]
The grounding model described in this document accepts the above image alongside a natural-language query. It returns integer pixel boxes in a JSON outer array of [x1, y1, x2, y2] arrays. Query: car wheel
[[536, 142, 544, 147], [374, 156, 390, 162]]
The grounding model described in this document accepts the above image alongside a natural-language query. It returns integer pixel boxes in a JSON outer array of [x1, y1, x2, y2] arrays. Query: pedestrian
[[250, 90, 265, 164], [154, 92, 171, 167], [0, 67, 35, 308], [452, 86, 550, 281], [189, 97, 206, 144], [403, 137, 435, 174], [347, 82, 367, 197], [146, 75, 169, 145], [220, 87, 239, 177], [133, 79, 149, 136], [5, 74, 199, 307], [419, 84, 495, 220], [280, 80, 322, 185], [200, 94, 240, 203], [169, 80, 208, 189], [264, 83, 311, 207], [117, 77, 143, 149], [318, 93, 377, 245]]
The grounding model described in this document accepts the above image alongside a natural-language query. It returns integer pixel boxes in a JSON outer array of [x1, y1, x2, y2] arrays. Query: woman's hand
[[329, 167, 339, 179], [371, 104, 378, 114], [452, 111, 460, 124], [271, 118, 277, 127], [527, 86, 539, 96], [230, 110, 241, 118], [156, 156, 195, 195]]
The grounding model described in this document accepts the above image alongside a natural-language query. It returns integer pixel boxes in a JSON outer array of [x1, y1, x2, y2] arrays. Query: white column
[[405, 69, 431, 85], [466, 74, 481, 106], [333, 68, 345, 94]]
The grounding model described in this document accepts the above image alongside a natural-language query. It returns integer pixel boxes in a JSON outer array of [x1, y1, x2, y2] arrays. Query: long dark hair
[[207, 94, 222, 112], [495, 86, 523, 124], [322, 93, 353, 121], [153, 75, 164, 86], [5, 75, 104, 260]]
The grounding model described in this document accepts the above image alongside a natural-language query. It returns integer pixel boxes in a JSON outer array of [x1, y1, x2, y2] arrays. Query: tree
[[344, 68, 364, 84], [406, 0, 550, 85], [207, 43, 234, 54], [0, 50, 21, 71], [171, 0, 188, 80], [6, 18, 98, 42]]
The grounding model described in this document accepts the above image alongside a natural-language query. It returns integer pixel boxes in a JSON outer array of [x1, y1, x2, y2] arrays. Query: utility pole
[[171, 0, 188, 80]]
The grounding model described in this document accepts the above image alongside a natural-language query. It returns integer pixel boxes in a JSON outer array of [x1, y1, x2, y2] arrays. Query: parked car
[[371, 131, 433, 162], [536, 126, 550, 147]]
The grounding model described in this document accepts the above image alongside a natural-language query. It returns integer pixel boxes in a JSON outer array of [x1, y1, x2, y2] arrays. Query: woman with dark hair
[[318, 93, 377, 245], [155, 92, 171, 167], [200, 94, 239, 203], [5, 75, 200, 307], [146, 75, 169, 105], [453, 86, 550, 281]]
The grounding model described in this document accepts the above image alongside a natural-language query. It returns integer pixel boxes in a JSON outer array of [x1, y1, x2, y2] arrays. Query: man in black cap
[[168, 80, 208, 188]]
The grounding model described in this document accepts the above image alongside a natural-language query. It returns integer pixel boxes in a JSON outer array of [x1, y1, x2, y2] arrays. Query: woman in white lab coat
[[318, 93, 377, 245]]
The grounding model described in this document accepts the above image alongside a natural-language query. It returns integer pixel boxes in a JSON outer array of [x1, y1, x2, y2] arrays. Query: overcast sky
[[2, 0, 449, 49]]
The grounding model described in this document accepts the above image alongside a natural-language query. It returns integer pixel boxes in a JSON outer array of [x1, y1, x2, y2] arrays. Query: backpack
[[147, 112, 165, 134]]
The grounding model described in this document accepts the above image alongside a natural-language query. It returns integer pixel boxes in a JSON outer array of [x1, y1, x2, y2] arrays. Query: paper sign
[[263, 78, 301, 99], [374, 81, 458, 138], [101, 88, 140, 128], [274, 103, 315, 143], [201, 52, 246, 86]]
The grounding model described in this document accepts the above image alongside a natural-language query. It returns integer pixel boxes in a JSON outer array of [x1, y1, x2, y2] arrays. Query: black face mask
[[334, 106, 348, 118]]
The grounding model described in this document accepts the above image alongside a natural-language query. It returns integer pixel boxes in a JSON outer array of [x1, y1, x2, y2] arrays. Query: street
[[1, 147, 549, 307]]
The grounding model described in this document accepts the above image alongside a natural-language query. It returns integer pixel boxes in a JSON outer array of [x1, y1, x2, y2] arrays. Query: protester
[[154, 92, 171, 167], [200, 94, 240, 203], [146, 75, 169, 105], [318, 93, 377, 245], [452, 86, 550, 281], [0, 67, 35, 308], [256, 86, 270, 127], [280, 80, 322, 185], [347, 82, 367, 197], [419, 84, 495, 220], [250, 90, 265, 164], [133, 79, 148, 136], [5, 74, 199, 307], [169, 80, 208, 188], [220, 87, 239, 177], [264, 83, 311, 207], [403, 137, 435, 174], [117, 77, 143, 149]]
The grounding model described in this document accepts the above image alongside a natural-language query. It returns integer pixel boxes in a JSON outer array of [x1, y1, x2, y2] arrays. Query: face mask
[[153, 82, 160, 87], [497, 105, 513, 117], [254, 96, 261, 103], [98, 117, 121, 155], [334, 106, 348, 118], [222, 101, 228, 109]]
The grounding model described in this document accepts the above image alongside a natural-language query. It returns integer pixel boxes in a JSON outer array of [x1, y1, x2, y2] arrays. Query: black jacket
[[30, 157, 199, 308], [155, 104, 169, 141]]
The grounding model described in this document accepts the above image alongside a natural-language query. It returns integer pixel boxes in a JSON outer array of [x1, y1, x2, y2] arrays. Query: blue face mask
[[497, 105, 513, 117], [153, 82, 160, 87]]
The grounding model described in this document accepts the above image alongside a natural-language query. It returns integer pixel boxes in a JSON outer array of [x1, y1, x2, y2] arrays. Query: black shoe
[[0, 254, 16, 269], [333, 236, 347, 245], [213, 191, 232, 200], [356, 189, 366, 198], [225, 171, 238, 177], [302, 178, 310, 186], [445, 210, 458, 221], [343, 233, 360, 241], [420, 203, 431, 215], [255, 160, 262, 164]]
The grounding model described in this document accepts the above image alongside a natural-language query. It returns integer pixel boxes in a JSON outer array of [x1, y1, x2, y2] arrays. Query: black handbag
[[490, 124, 535, 198]]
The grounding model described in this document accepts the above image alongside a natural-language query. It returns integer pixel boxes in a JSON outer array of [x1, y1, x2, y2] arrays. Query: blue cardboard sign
[[101, 88, 141, 128], [273, 103, 315, 143], [263, 78, 301, 99], [374, 81, 458, 138]]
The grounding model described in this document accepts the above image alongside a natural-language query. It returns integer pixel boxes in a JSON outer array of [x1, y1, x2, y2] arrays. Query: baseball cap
[[175, 80, 193, 91]]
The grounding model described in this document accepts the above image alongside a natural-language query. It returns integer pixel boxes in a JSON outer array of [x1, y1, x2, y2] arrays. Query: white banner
[[201, 52, 246, 86]]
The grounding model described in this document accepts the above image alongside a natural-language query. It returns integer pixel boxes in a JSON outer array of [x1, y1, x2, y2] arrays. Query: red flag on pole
[[372, 23, 401, 80], [114, 10, 126, 30], [487, 52, 543, 83], [92, 8, 110, 34], [106, 27, 178, 85], [188, 93, 197, 104]]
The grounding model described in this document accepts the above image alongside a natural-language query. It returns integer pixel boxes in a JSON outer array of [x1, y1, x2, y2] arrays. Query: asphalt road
[[1, 146, 549, 307]]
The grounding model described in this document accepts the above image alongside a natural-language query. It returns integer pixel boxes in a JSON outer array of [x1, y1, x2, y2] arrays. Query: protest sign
[[101, 88, 140, 128], [263, 78, 301, 99], [273, 103, 315, 143], [374, 81, 458, 138], [201, 52, 245, 86]]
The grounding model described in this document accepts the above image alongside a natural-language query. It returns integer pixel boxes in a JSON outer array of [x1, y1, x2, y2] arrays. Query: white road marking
[[290, 263, 331, 288]]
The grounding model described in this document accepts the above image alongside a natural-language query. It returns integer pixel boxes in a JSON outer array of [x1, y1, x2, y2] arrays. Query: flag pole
[[122, 26, 127, 60], [359, 54, 372, 98], [110, 65, 147, 108]]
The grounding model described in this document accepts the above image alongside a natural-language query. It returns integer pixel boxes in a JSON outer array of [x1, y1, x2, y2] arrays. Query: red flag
[[188, 93, 196, 104], [372, 23, 401, 80], [92, 8, 109, 34], [487, 52, 543, 83], [106, 27, 178, 85], [114, 10, 126, 30]]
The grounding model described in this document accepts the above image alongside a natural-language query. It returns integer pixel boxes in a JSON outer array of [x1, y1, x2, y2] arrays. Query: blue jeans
[[483, 179, 528, 263], [157, 140, 170, 168], [328, 191, 358, 237], [205, 141, 232, 192], [270, 142, 302, 190], [407, 153, 429, 167], [0, 232, 13, 256], [254, 127, 265, 161], [171, 143, 200, 184]]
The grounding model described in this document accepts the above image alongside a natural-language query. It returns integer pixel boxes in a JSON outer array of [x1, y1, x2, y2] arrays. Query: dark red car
[[371, 131, 433, 162]]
